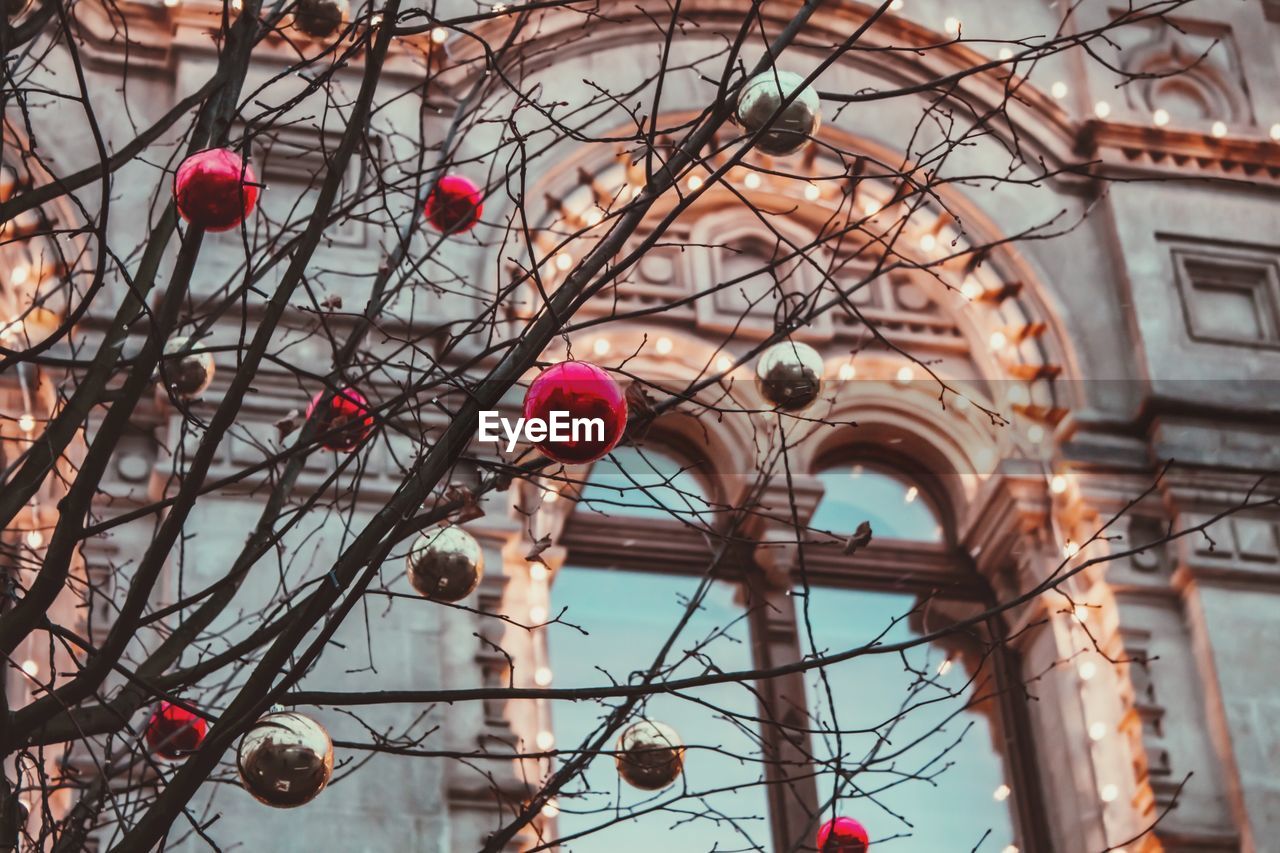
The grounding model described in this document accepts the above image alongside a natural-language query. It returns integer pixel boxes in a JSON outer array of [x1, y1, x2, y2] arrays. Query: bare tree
[[0, 0, 1273, 850]]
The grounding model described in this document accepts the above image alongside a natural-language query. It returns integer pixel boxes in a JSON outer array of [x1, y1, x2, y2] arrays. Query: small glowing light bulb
[[1078, 660, 1098, 681], [1100, 783, 1119, 803], [716, 355, 732, 373], [592, 337, 610, 356], [655, 336, 673, 355], [25, 529, 42, 549], [953, 394, 971, 412], [961, 278, 984, 300], [535, 730, 555, 750], [18, 413, 35, 433], [529, 563, 549, 582], [529, 605, 548, 623], [534, 667, 553, 686], [993, 783, 1011, 802], [861, 197, 881, 217], [1270, 123, 1280, 141], [493, 1, 506, 11], [543, 489, 559, 505], [230, 0, 242, 10], [164, 0, 181, 8], [1050, 474, 1068, 494], [904, 486, 919, 504], [989, 330, 1008, 350], [1211, 120, 1227, 138], [896, 365, 914, 383], [1050, 81, 1068, 99], [1001, 847, 1019, 853], [11, 265, 29, 287], [803, 183, 821, 201], [431, 26, 448, 43], [370, 12, 383, 26], [1027, 423, 1045, 444], [743, 172, 762, 190], [555, 252, 573, 271], [1063, 541, 1080, 558], [686, 174, 703, 191], [582, 208, 604, 227], [1093, 100, 1111, 119], [20, 659, 38, 677], [541, 799, 560, 818], [1073, 604, 1089, 622], [837, 363, 856, 381], [1152, 108, 1170, 128], [919, 232, 937, 252], [890, 0, 903, 9], [937, 658, 953, 676], [1089, 721, 1107, 741], [944, 16, 960, 34], [998, 47, 1013, 60]]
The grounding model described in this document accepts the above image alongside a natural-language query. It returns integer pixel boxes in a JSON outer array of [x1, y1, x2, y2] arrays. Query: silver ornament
[[161, 335, 215, 400], [406, 526, 484, 603], [290, 0, 349, 39], [734, 70, 822, 157], [615, 719, 685, 791], [755, 340, 825, 411], [236, 711, 333, 808]]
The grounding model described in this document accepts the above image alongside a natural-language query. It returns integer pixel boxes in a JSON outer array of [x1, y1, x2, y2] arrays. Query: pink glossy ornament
[[173, 148, 260, 232], [522, 361, 627, 464], [424, 174, 482, 234], [817, 816, 870, 853], [145, 701, 208, 761], [306, 387, 374, 452]]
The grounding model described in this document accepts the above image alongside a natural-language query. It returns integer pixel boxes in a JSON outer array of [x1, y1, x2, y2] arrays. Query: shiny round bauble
[[289, 0, 349, 39], [306, 387, 374, 452], [817, 816, 870, 852], [755, 340, 824, 411], [406, 526, 484, 603], [161, 335, 216, 399], [237, 711, 333, 808], [173, 148, 260, 232], [734, 70, 822, 157], [523, 361, 627, 464], [615, 719, 685, 791], [145, 701, 208, 761], [424, 174, 483, 234]]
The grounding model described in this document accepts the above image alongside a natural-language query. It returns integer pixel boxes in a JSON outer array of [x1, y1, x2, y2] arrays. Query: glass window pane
[[548, 565, 772, 850], [811, 466, 942, 542], [797, 587, 1017, 851], [577, 446, 711, 522]]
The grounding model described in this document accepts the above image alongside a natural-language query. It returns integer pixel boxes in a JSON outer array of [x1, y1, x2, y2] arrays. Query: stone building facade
[[2, 0, 1280, 850]]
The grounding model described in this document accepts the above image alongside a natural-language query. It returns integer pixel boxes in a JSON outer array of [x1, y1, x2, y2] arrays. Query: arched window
[[542, 445, 1042, 851]]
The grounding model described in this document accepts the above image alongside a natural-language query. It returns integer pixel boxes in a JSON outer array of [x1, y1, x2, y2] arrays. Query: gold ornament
[[406, 526, 484, 603], [734, 70, 822, 157], [290, 0, 349, 39], [615, 719, 685, 791], [161, 336, 215, 400], [755, 341, 824, 411], [237, 711, 333, 808]]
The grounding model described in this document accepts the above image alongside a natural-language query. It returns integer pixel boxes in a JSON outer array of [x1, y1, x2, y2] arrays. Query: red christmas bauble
[[424, 174, 483, 234], [817, 817, 870, 853], [145, 701, 208, 761], [173, 148, 260, 232], [306, 387, 374, 452], [523, 361, 627, 464]]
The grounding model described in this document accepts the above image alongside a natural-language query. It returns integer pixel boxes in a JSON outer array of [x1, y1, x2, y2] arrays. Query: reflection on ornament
[[290, 0, 349, 38], [424, 174, 483, 234], [406, 526, 484, 602], [523, 361, 627, 464], [145, 701, 208, 761], [173, 149, 260, 232], [306, 387, 374, 451], [615, 719, 684, 791], [734, 70, 822, 157], [817, 816, 870, 852], [237, 711, 333, 808], [755, 340, 824, 411], [161, 336, 215, 399]]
